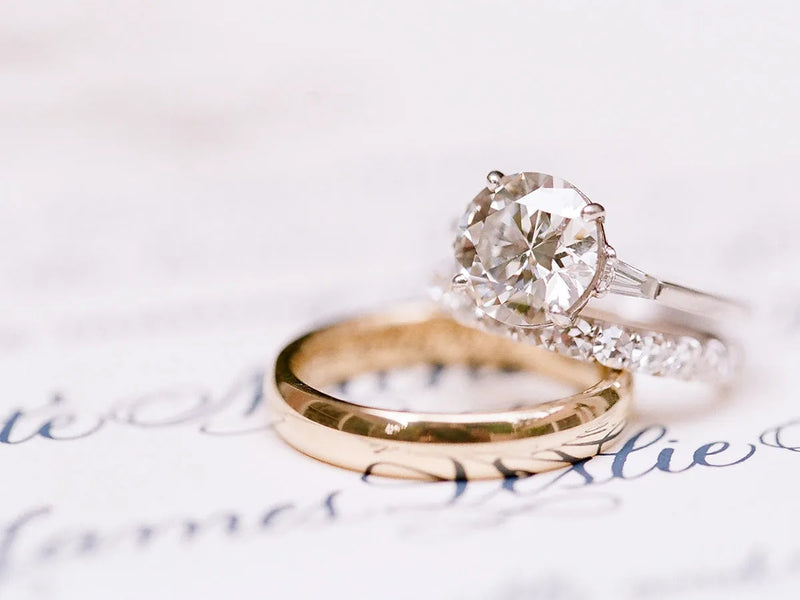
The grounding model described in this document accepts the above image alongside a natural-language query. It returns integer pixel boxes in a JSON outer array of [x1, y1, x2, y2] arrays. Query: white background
[[1, 2, 800, 599]]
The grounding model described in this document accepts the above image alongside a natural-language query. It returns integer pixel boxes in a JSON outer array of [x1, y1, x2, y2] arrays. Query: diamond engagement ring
[[438, 170, 746, 383]]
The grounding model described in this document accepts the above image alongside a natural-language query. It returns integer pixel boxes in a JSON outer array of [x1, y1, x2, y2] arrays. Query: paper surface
[[2, 2, 800, 598]]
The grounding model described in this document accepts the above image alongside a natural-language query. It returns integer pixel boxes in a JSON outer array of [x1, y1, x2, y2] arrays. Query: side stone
[[592, 323, 634, 369]]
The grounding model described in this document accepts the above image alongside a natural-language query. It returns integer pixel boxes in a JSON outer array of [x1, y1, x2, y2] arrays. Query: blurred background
[[3, 3, 800, 599], [3, 1, 799, 341]]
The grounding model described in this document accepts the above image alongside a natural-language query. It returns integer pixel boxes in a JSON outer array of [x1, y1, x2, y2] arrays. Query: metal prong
[[581, 203, 605, 222], [546, 304, 573, 328], [452, 273, 469, 290], [486, 170, 504, 191], [605, 244, 617, 260]]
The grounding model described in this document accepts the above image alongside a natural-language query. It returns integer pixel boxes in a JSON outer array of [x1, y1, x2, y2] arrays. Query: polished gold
[[271, 306, 633, 480]]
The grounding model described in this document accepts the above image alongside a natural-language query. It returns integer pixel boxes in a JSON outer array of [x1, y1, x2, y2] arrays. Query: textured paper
[[2, 2, 800, 599]]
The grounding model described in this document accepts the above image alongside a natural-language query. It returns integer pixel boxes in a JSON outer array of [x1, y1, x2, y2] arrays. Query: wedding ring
[[271, 306, 633, 480], [439, 170, 745, 382]]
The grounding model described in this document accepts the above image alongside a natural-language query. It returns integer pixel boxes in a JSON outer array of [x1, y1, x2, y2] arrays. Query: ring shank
[[653, 280, 747, 321], [609, 259, 748, 321], [272, 307, 633, 480], [439, 268, 739, 382]]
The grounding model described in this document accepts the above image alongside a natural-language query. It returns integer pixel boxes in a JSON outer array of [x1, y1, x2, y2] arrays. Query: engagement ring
[[440, 171, 745, 382]]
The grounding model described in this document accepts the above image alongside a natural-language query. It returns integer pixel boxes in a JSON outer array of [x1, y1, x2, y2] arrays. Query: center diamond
[[454, 172, 601, 327]]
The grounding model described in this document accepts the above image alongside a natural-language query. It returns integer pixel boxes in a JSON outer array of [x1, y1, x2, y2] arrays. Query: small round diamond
[[531, 325, 557, 351], [701, 338, 731, 380], [592, 324, 634, 369], [663, 336, 702, 378], [630, 332, 670, 375], [454, 172, 601, 327], [550, 319, 595, 360]]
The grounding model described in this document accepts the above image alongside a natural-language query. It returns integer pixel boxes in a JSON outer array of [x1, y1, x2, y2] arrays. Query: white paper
[[2, 2, 800, 599]]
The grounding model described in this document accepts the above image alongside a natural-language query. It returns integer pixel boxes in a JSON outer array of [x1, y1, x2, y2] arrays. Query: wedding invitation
[[3, 3, 799, 598]]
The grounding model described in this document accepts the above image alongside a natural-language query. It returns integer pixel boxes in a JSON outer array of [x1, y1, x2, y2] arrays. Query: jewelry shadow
[[629, 366, 764, 427]]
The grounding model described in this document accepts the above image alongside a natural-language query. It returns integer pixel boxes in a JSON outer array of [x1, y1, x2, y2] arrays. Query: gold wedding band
[[271, 306, 633, 480]]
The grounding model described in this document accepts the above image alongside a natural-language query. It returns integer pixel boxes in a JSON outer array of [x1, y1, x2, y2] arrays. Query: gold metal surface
[[271, 306, 634, 480]]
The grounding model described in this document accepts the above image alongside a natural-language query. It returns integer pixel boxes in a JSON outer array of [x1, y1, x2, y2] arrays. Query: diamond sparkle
[[454, 172, 601, 327]]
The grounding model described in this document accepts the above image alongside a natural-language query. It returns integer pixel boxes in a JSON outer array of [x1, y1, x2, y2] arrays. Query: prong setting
[[594, 245, 617, 297], [455, 172, 602, 329], [486, 170, 504, 191], [581, 203, 606, 222], [546, 303, 574, 328], [451, 273, 469, 290]]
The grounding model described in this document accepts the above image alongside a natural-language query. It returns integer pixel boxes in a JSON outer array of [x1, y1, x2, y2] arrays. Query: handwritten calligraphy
[[0, 370, 270, 446], [0, 419, 798, 582]]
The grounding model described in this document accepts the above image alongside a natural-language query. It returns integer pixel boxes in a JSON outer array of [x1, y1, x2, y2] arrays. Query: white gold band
[[608, 259, 748, 322], [438, 287, 736, 383]]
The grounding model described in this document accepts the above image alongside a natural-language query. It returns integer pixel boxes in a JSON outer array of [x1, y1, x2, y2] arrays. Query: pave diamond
[[592, 324, 634, 369], [454, 172, 601, 327], [550, 319, 595, 360], [440, 288, 736, 382], [663, 336, 703, 379], [702, 338, 731, 379], [630, 332, 669, 375]]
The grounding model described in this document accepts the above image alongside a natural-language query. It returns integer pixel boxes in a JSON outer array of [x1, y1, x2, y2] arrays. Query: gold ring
[[270, 306, 634, 480]]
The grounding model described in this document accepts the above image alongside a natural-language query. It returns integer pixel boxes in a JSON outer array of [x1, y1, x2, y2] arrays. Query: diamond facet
[[702, 338, 731, 379], [663, 336, 702, 378], [550, 319, 595, 360], [454, 172, 601, 327], [592, 324, 634, 369], [630, 332, 670, 375]]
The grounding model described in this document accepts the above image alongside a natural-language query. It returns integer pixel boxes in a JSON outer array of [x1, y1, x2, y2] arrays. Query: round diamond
[[662, 336, 703, 379], [702, 338, 731, 380], [630, 332, 670, 375], [454, 172, 601, 327], [592, 324, 634, 369], [549, 319, 595, 360]]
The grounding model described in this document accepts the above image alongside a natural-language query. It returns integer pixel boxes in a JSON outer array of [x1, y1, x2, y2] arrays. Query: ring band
[[443, 170, 744, 382], [271, 306, 633, 480]]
